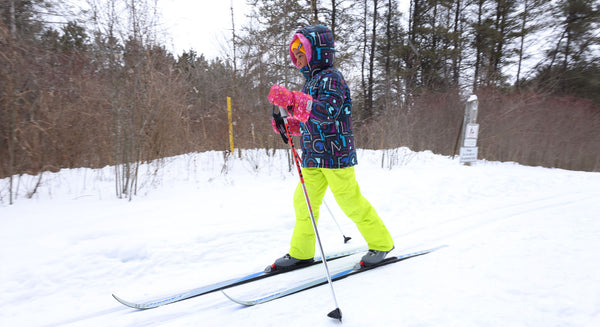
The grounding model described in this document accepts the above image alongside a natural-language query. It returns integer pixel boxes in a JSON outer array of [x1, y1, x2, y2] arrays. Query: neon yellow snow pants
[[288, 166, 394, 260]]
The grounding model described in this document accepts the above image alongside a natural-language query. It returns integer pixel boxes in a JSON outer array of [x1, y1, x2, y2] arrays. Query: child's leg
[[289, 168, 329, 259], [324, 167, 394, 251]]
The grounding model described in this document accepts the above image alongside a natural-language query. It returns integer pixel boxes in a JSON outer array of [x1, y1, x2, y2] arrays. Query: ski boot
[[357, 246, 395, 268], [265, 253, 314, 273]]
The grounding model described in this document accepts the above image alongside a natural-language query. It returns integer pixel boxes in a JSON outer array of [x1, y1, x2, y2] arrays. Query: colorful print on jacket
[[289, 25, 357, 169]]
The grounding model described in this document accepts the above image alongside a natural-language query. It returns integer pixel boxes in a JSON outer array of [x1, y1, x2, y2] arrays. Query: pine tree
[[375, 0, 406, 110], [529, 0, 600, 104], [513, 0, 548, 88], [471, 0, 519, 89]]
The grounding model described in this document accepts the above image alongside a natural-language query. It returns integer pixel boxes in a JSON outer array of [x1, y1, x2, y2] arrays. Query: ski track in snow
[[1, 149, 599, 327]]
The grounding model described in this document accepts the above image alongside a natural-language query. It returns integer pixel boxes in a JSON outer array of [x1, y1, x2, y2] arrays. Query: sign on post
[[459, 146, 478, 162], [460, 95, 479, 164], [464, 123, 479, 147]]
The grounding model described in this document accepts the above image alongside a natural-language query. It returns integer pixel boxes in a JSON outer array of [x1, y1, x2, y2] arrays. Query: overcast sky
[[157, 0, 250, 58], [157, 1, 411, 59], [62, 1, 411, 60]]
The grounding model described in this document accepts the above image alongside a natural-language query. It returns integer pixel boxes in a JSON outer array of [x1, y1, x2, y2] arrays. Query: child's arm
[[306, 70, 347, 123]]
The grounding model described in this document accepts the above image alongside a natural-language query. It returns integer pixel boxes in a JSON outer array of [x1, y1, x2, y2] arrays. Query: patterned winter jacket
[[289, 25, 357, 169]]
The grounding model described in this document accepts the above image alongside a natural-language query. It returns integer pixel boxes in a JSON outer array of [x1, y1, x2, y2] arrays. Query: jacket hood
[[289, 25, 335, 74]]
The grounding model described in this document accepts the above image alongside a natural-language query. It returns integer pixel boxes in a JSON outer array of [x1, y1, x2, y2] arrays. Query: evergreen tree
[[0, 0, 49, 41], [527, 0, 600, 104], [405, 0, 466, 92], [471, 0, 519, 89], [548, 0, 600, 69], [513, 0, 548, 88], [59, 21, 89, 52], [374, 0, 406, 110]]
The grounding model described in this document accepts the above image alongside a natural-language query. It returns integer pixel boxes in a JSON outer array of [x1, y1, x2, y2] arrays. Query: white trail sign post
[[459, 95, 479, 165]]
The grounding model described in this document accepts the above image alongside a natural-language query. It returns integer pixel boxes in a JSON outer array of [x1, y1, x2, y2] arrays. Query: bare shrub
[[356, 91, 463, 155], [356, 88, 600, 171], [477, 88, 600, 171]]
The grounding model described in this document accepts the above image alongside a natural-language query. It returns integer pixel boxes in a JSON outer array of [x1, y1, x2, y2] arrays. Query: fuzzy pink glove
[[268, 85, 313, 123], [268, 84, 294, 108], [271, 116, 301, 135], [290, 91, 312, 122]]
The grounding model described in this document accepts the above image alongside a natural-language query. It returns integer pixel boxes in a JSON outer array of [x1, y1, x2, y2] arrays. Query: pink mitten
[[268, 85, 313, 123], [286, 117, 302, 135], [271, 117, 301, 136], [291, 91, 312, 123], [268, 85, 294, 108]]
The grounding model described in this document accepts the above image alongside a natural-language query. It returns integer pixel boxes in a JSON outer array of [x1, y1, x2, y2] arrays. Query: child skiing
[[267, 25, 394, 271]]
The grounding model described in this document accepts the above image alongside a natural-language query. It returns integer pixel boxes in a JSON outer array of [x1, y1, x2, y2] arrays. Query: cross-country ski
[[223, 245, 447, 306], [111, 245, 367, 309]]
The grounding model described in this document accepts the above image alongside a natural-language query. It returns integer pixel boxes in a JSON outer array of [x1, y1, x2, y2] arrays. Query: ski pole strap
[[272, 105, 289, 144]]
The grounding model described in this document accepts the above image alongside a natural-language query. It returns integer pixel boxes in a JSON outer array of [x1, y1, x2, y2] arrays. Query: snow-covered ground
[[1, 148, 599, 327]]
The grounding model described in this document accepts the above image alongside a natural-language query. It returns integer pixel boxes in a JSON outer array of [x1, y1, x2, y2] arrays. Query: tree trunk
[[361, 0, 368, 116], [311, 0, 319, 24], [366, 0, 378, 117], [473, 0, 484, 91], [452, 0, 462, 87], [515, 0, 528, 88]]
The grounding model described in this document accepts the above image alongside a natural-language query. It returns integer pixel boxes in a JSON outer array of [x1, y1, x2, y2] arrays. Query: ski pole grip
[[278, 106, 289, 119], [272, 105, 289, 144]]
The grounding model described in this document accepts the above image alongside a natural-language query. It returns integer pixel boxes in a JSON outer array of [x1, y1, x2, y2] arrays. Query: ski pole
[[272, 105, 342, 322], [323, 200, 352, 243]]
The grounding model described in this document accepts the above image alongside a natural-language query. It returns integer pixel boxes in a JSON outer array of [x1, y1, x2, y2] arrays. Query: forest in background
[[1, 0, 599, 202]]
